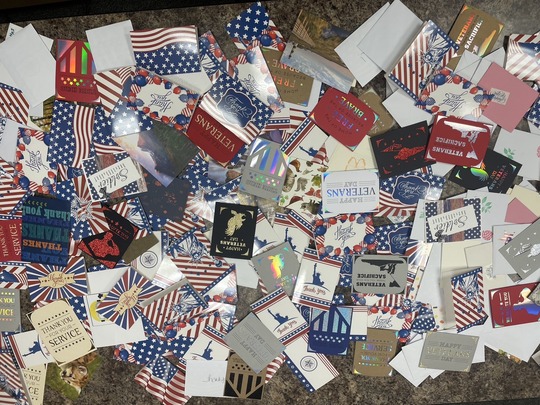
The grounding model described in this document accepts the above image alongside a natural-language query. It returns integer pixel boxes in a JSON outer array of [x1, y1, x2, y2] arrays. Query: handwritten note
[[185, 360, 228, 397]]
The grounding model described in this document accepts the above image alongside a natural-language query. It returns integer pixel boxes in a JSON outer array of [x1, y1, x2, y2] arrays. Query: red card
[[426, 115, 492, 167], [186, 107, 245, 166], [310, 88, 377, 150], [0, 217, 22, 261], [489, 282, 540, 328]]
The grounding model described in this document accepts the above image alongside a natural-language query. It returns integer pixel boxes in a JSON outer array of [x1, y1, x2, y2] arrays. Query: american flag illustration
[[0, 82, 29, 125], [48, 100, 96, 169], [526, 93, 540, 128], [94, 67, 133, 117], [131, 26, 201, 76], [161, 212, 206, 239], [281, 117, 327, 158], [96, 267, 162, 330], [92, 106, 127, 155], [451, 267, 488, 332], [134, 356, 178, 403], [0, 176, 29, 215], [0, 351, 28, 405], [506, 34, 540, 82], [162, 368, 190, 405], [0, 262, 27, 289], [26, 256, 88, 302]]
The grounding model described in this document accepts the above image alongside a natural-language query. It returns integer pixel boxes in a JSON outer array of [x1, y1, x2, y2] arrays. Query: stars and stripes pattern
[[0, 83, 29, 125], [95, 67, 133, 117], [96, 267, 162, 330], [92, 106, 126, 155], [26, 256, 87, 302], [375, 222, 413, 255], [0, 176, 29, 215], [134, 355, 178, 402], [109, 99, 153, 137], [526, 93, 540, 128], [281, 117, 327, 158], [451, 268, 488, 332], [0, 263, 27, 290], [161, 368, 190, 405], [506, 34, 540, 82], [0, 351, 28, 405], [131, 27, 201, 76], [48, 100, 95, 169], [226, 1, 270, 45]]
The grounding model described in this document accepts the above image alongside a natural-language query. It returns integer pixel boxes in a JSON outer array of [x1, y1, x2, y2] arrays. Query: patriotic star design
[[226, 1, 270, 42]]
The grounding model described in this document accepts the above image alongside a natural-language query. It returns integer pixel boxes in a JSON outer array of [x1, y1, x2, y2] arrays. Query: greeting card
[[352, 255, 408, 295], [251, 242, 299, 296], [15, 128, 56, 192], [419, 332, 478, 372], [353, 329, 397, 376], [272, 211, 313, 262], [506, 34, 540, 81], [374, 222, 413, 255], [451, 267, 488, 332], [425, 198, 481, 243], [490, 283, 540, 327], [0, 350, 29, 404], [210, 202, 257, 259], [0, 215, 21, 262], [199, 30, 234, 83], [280, 118, 328, 161], [498, 219, 540, 280], [223, 353, 267, 399], [0, 288, 20, 332], [94, 66, 133, 116], [0, 262, 27, 290], [308, 306, 352, 355], [494, 128, 539, 181], [0, 82, 29, 125], [5, 330, 54, 368], [321, 170, 379, 216], [179, 325, 230, 370], [21, 364, 47, 405]]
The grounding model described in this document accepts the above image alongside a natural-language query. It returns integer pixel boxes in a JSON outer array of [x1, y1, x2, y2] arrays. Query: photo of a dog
[[59, 352, 99, 394]]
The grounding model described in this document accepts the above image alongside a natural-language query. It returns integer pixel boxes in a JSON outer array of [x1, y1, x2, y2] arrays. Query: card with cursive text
[[374, 221, 412, 255], [86, 156, 142, 198], [352, 255, 407, 295], [425, 198, 481, 243], [321, 170, 379, 216], [419, 331, 478, 372], [0, 288, 20, 332], [185, 359, 228, 397], [0, 214, 22, 262]]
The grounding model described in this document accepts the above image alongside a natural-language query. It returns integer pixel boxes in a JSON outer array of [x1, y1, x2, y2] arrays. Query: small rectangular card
[[224, 352, 267, 399], [310, 88, 377, 150], [419, 331, 478, 371], [449, 149, 522, 193], [353, 329, 397, 376], [29, 300, 95, 366], [86, 156, 142, 196], [21, 364, 47, 405], [224, 313, 285, 374], [22, 196, 70, 266], [506, 34, 540, 81], [15, 128, 56, 192], [498, 220, 540, 280], [359, 89, 395, 136], [185, 359, 227, 397], [374, 221, 412, 255], [322, 170, 379, 216], [352, 255, 407, 295], [251, 242, 300, 296], [370, 121, 433, 179], [426, 115, 492, 167], [250, 288, 308, 346], [308, 306, 352, 355], [490, 283, 540, 327], [0, 215, 22, 262], [451, 268, 488, 332], [210, 202, 257, 259], [425, 198, 481, 243], [0, 288, 20, 332]]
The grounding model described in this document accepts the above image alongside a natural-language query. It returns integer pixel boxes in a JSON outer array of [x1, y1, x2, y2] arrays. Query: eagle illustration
[[226, 210, 246, 236]]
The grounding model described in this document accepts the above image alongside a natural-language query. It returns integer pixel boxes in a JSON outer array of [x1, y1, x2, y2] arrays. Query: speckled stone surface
[[1, 1, 539, 404]]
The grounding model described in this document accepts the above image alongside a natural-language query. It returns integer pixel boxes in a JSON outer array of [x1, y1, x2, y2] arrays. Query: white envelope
[[87, 267, 128, 294], [454, 48, 506, 83], [494, 128, 540, 181], [334, 2, 390, 87], [0, 25, 55, 108], [86, 20, 136, 72], [356, 0, 422, 72], [6, 23, 54, 51], [382, 89, 433, 128]]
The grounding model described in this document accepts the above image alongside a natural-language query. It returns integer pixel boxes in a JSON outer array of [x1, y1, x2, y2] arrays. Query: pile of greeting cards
[[0, 1, 539, 404]]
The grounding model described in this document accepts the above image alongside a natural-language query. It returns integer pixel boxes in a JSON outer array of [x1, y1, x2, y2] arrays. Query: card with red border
[[490, 283, 540, 328]]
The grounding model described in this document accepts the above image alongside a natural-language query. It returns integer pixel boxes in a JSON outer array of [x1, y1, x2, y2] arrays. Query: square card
[[498, 219, 540, 280], [425, 198, 482, 243], [451, 267, 488, 332], [272, 211, 313, 262], [426, 115, 493, 167], [85, 20, 136, 72], [224, 313, 285, 374], [353, 329, 397, 376], [489, 283, 540, 327], [494, 128, 539, 181], [506, 34, 540, 82], [55, 40, 100, 104], [374, 222, 413, 255], [377, 171, 445, 218], [321, 170, 379, 216], [310, 88, 377, 150], [210, 202, 257, 259], [0, 215, 22, 262], [185, 360, 227, 397], [478, 63, 539, 131], [26, 256, 87, 302], [415, 70, 490, 119], [0, 288, 20, 332], [308, 306, 352, 355], [251, 241, 299, 296], [419, 331, 478, 372], [370, 121, 433, 179], [22, 196, 70, 266], [15, 128, 56, 192], [224, 353, 267, 399], [239, 139, 289, 201], [352, 255, 408, 295], [389, 21, 458, 101], [250, 288, 309, 346], [113, 120, 199, 187], [449, 149, 522, 193]]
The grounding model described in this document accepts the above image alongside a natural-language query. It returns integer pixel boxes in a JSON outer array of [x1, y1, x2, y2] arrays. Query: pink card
[[505, 198, 539, 224], [478, 63, 538, 131]]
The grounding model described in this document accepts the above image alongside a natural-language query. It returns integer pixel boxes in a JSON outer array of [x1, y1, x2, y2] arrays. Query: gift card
[[239, 139, 288, 201], [55, 40, 100, 103], [449, 149, 521, 193], [425, 198, 481, 243], [426, 115, 492, 166], [113, 120, 199, 187], [494, 128, 539, 182], [371, 121, 433, 179], [224, 352, 267, 399], [22, 197, 70, 266], [224, 313, 285, 374], [451, 267, 488, 332], [0, 288, 20, 332], [353, 329, 397, 376], [490, 283, 540, 327], [251, 242, 299, 296], [321, 170, 379, 215], [498, 219, 540, 280], [308, 306, 352, 355], [506, 34, 540, 81], [29, 300, 95, 365], [310, 88, 377, 150], [210, 202, 257, 259], [352, 255, 407, 295], [0, 215, 21, 262], [419, 331, 478, 372]]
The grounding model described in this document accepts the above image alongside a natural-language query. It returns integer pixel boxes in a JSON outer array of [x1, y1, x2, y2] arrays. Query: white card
[[86, 21, 136, 72], [6, 23, 54, 51], [0, 118, 22, 163], [427, 204, 479, 240], [185, 359, 227, 397], [322, 170, 379, 216], [86, 157, 142, 196], [382, 89, 433, 128], [466, 190, 512, 243], [494, 128, 540, 181], [87, 267, 128, 294]]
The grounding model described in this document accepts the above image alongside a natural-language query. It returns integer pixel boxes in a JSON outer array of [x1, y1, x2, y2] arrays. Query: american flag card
[[0, 262, 27, 290], [505, 34, 540, 82], [162, 368, 190, 405], [47, 100, 96, 169], [0, 350, 29, 405], [26, 255, 87, 302], [109, 99, 154, 137], [280, 117, 328, 160], [94, 66, 133, 117], [374, 221, 413, 255], [134, 356, 179, 403], [130, 26, 202, 76], [451, 267, 488, 332], [110, 198, 152, 237], [96, 267, 162, 329], [91, 106, 126, 156], [0, 82, 29, 125]]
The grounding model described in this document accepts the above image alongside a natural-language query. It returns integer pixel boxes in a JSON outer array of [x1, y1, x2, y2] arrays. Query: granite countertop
[[1, 1, 539, 404]]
